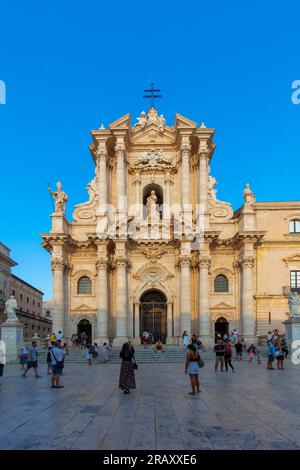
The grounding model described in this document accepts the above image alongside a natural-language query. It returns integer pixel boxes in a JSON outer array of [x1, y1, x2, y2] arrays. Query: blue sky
[[0, 0, 299, 299]]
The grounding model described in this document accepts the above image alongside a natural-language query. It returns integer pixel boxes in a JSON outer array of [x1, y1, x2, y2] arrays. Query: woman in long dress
[[99, 343, 110, 363], [182, 331, 189, 347], [119, 342, 136, 394]]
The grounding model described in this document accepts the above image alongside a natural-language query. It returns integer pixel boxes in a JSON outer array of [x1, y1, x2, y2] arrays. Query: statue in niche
[[146, 190, 158, 222], [49, 181, 68, 215]]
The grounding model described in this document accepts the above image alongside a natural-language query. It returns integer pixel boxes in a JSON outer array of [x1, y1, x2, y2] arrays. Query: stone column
[[63, 263, 72, 339], [96, 147, 107, 215], [133, 301, 140, 345], [239, 255, 256, 339], [116, 148, 126, 213], [181, 143, 191, 210], [51, 257, 65, 334], [134, 172, 142, 220], [198, 255, 211, 338], [95, 255, 109, 344], [198, 150, 209, 211], [166, 301, 173, 344], [113, 254, 128, 346], [178, 254, 192, 335]]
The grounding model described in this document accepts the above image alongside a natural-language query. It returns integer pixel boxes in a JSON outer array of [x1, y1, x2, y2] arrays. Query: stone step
[[10, 346, 270, 364]]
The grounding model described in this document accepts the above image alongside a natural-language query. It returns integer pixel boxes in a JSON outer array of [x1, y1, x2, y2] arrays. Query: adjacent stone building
[[41, 107, 300, 345], [0, 242, 52, 340]]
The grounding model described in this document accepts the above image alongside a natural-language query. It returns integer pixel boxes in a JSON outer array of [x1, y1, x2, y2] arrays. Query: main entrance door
[[140, 290, 167, 344], [215, 317, 229, 341], [77, 319, 92, 343]]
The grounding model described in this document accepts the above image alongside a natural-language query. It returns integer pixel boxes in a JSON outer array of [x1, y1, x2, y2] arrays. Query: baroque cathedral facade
[[41, 107, 300, 345]]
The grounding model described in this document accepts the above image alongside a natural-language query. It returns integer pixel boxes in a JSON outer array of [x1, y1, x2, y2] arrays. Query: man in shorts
[[22, 341, 40, 378], [50, 341, 66, 388]]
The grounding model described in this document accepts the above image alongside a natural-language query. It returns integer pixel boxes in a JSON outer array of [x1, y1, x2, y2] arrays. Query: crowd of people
[[2, 325, 289, 395]]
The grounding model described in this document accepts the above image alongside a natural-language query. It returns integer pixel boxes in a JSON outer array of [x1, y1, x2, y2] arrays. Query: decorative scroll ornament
[[198, 255, 211, 269], [141, 244, 167, 264], [207, 169, 233, 221]]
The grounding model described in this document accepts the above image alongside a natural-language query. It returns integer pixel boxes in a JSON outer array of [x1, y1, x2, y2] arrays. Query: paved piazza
[[0, 360, 300, 450]]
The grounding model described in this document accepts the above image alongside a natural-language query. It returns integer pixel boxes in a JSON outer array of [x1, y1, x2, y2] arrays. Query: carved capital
[[177, 254, 192, 269], [238, 254, 255, 268], [96, 256, 109, 271], [96, 147, 107, 162], [51, 257, 65, 271], [115, 255, 129, 268], [181, 145, 191, 159], [198, 255, 211, 269], [198, 150, 210, 161], [116, 148, 126, 160]]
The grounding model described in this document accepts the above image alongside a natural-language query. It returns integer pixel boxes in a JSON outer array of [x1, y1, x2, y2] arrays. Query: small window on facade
[[269, 312, 271, 324], [77, 276, 92, 294], [214, 274, 229, 292], [20, 293, 23, 300], [33, 299, 35, 305], [32, 325, 34, 330], [290, 270, 300, 291], [289, 220, 300, 233], [12, 290, 15, 295], [27, 297, 29, 303]]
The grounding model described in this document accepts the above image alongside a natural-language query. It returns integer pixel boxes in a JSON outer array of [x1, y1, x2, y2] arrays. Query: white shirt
[[56, 332, 63, 341]]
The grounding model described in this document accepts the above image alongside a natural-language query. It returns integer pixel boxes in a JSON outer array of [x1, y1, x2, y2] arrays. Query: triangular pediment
[[174, 113, 197, 129], [211, 302, 233, 310], [283, 253, 300, 265], [74, 304, 94, 312], [109, 113, 131, 130], [131, 124, 175, 145]]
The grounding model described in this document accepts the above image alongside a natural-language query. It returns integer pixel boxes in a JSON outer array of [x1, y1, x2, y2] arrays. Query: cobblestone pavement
[[0, 359, 300, 450]]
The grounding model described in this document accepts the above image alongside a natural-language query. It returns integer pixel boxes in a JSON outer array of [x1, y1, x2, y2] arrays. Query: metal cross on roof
[[143, 83, 162, 108]]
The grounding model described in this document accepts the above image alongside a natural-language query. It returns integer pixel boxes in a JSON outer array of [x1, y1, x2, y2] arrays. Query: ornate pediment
[[174, 113, 197, 130], [109, 113, 131, 130]]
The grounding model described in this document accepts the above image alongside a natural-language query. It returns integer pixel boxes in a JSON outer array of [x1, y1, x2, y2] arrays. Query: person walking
[[19, 345, 29, 371], [99, 343, 110, 363], [281, 339, 289, 358], [119, 342, 136, 394], [191, 334, 199, 350], [234, 340, 243, 361], [142, 329, 150, 348], [86, 344, 94, 365], [248, 344, 256, 363], [46, 346, 52, 375], [224, 343, 235, 372], [22, 341, 40, 378], [185, 344, 201, 395], [50, 341, 65, 388], [267, 340, 276, 370], [182, 331, 189, 347], [214, 339, 226, 372]]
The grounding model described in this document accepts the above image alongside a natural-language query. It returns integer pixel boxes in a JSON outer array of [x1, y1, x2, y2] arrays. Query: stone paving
[[0, 359, 300, 450]]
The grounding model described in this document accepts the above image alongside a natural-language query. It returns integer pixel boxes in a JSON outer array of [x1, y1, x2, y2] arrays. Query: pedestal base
[[0, 320, 24, 362], [283, 318, 300, 344]]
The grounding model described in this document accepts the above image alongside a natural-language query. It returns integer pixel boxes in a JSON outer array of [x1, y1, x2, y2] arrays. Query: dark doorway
[[140, 289, 167, 343], [215, 317, 229, 341], [77, 319, 92, 343]]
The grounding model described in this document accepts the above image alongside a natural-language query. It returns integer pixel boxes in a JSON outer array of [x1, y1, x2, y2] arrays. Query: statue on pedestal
[[146, 190, 158, 222], [288, 291, 300, 318], [4, 295, 18, 322], [48, 181, 68, 215], [243, 183, 256, 208]]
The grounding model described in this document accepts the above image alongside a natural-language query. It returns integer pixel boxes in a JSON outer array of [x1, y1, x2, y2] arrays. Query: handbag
[[52, 350, 64, 370], [132, 356, 138, 370], [197, 353, 205, 368]]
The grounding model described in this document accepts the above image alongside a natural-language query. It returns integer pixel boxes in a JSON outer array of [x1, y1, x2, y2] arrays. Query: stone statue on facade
[[135, 111, 147, 128], [4, 295, 18, 322], [158, 114, 166, 132], [146, 190, 158, 222], [288, 291, 300, 318], [86, 177, 98, 200], [208, 175, 218, 201], [49, 181, 68, 215], [243, 183, 256, 208]]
